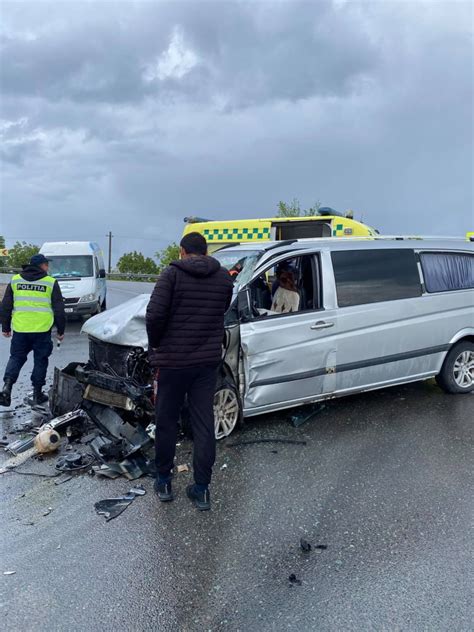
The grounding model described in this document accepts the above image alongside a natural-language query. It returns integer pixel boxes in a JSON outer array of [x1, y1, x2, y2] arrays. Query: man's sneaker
[[154, 479, 174, 502], [186, 484, 211, 511]]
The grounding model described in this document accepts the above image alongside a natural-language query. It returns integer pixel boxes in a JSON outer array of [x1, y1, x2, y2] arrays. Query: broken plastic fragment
[[288, 403, 326, 428], [92, 464, 120, 479], [3, 571, 16, 576], [94, 486, 146, 521], [300, 538, 311, 552], [177, 464, 189, 473], [288, 573, 302, 586], [129, 485, 146, 496]]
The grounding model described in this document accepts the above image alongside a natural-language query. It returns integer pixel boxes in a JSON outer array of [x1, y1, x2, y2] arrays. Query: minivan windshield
[[213, 248, 262, 290], [48, 255, 94, 279]]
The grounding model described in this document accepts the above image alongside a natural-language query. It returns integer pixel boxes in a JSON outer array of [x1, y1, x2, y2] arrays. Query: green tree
[[155, 242, 180, 272], [276, 198, 321, 217], [116, 251, 159, 274], [7, 241, 40, 269], [0, 235, 5, 269]]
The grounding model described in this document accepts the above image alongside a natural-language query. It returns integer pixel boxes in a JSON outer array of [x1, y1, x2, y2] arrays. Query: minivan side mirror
[[237, 288, 253, 321], [98, 269, 106, 279]]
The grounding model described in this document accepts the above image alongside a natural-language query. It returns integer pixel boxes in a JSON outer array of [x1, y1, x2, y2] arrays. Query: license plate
[[65, 308, 73, 313]]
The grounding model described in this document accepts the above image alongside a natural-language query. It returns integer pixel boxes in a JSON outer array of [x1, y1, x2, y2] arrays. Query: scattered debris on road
[[3, 571, 16, 576], [288, 403, 326, 427], [227, 438, 307, 447], [300, 538, 312, 552], [55, 452, 95, 474], [94, 485, 146, 521], [177, 463, 189, 473], [288, 573, 302, 586]]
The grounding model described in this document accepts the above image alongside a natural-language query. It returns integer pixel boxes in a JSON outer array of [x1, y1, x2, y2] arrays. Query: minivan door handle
[[310, 320, 334, 330]]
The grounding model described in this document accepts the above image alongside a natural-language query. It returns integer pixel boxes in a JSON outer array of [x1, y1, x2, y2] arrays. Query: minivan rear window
[[420, 252, 474, 293], [331, 249, 422, 307]]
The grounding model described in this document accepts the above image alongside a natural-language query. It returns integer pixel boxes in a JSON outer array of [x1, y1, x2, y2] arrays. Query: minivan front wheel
[[214, 382, 242, 440], [436, 341, 474, 394]]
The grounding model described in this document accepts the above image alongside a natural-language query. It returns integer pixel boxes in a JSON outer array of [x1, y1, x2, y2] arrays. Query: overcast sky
[[0, 0, 472, 262]]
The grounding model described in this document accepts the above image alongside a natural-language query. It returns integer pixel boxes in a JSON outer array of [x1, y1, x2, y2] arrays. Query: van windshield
[[213, 248, 261, 289], [48, 255, 94, 279]]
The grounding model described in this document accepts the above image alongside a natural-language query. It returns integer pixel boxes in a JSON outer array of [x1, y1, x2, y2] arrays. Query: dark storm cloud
[[0, 1, 472, 259], [1, 1, 377, 106]]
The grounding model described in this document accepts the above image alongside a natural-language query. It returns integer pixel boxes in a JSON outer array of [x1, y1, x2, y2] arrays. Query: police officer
[[0, 254, 66, 407]]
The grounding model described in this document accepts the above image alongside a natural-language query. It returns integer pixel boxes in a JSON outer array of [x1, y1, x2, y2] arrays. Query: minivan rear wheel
[[436, 341, 474, 394]]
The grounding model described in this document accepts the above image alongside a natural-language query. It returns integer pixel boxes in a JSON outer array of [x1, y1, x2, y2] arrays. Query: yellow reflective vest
[[11, 274, 55, 333]]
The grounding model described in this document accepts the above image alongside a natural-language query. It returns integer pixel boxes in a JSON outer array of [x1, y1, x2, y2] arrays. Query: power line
[[2, 234, 174, 243]]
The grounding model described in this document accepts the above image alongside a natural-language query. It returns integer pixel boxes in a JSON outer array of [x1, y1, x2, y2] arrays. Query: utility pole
[[107, 231, 113, 273]]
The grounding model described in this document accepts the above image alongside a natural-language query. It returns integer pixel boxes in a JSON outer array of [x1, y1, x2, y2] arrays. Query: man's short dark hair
[[180, 232, 208, 256]]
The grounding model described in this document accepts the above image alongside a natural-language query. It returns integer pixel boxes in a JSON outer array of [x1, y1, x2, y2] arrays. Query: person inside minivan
[[271, 270, 300, 313]]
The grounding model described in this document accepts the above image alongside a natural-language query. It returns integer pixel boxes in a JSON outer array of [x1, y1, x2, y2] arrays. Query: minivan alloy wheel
[[214, 387, 240, 440], [453, 350, 474, 388]]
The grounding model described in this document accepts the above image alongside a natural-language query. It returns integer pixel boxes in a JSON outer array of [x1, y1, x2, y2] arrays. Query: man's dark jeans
[[3, 331, 53, 388], [155, 365, 218, 487]]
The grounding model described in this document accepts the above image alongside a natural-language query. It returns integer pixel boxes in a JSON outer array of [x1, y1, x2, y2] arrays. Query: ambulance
[[182, 208, 378, 253]]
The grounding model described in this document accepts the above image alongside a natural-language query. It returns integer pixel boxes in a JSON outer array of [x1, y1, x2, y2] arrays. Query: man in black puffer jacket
[[146, 232, 233, 511]]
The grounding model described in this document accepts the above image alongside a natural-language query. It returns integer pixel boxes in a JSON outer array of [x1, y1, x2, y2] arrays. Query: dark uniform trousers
[[3, 331, 54, 388]]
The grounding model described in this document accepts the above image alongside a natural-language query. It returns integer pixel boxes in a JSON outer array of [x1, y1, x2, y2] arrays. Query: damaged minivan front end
[[47, 292, 244, 477]]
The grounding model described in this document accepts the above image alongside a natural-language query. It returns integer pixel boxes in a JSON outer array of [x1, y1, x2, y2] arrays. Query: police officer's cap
[[30, 254, 51, 266]]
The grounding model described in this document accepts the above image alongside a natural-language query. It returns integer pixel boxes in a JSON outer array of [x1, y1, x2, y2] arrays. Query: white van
[[39, 241, 107, 317]]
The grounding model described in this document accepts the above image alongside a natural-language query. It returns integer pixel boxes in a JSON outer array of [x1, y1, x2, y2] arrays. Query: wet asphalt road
[[0, 280, 473, 631]]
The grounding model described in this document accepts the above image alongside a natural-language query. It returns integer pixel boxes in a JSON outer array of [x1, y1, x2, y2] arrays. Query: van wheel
[[436, 341, 474, 394], [214, 380, 242, 440], [101, 298, 107, 311]]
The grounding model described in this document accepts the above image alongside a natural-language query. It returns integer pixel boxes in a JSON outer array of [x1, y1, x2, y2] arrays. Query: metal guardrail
[[107, 273, 159, 282], [0, 268, 159, 281]]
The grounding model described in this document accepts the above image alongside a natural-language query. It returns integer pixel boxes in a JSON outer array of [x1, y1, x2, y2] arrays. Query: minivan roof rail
[[372, 235, 467, 241]]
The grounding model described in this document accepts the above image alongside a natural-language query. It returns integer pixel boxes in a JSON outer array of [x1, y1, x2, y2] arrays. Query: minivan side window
[[248, 254, 320, 317], [420, 252, 474, 293], [331, 249, 422, 307]]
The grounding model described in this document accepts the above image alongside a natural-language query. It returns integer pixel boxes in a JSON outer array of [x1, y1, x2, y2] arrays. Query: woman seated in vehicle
[[271, 270, 300, 313]]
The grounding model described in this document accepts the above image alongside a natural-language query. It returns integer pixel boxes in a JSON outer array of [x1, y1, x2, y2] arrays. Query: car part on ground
[[288, 403, 326, 427], [55, 452, 95, 473], [94, 485, 146, 521], [49, 363, 84, 416], [5, 409, 87, 455], [34, 428, 60, 453]]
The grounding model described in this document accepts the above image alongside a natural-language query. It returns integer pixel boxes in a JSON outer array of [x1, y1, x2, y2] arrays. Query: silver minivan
[[211, 237, 473, 437]]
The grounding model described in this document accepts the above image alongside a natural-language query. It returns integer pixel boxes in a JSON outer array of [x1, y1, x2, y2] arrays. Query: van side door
[[330, 247, 439, 393], [239, 251, 338, 416]]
